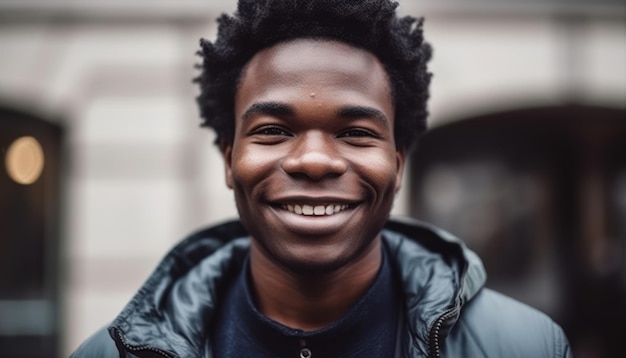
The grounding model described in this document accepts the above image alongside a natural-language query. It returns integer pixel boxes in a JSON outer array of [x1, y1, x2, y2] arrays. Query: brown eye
[[339, 129, 376, 138], [253, 126, 291, 136]]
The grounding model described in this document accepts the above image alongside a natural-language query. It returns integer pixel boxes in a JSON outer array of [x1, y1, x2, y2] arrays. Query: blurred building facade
[[0, 0, 623, 357]]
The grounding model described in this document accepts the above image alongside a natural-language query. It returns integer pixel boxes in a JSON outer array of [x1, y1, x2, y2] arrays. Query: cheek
[[230, 146, 280, 190], [359, 152, 399, 184], [349, 151, 400, 204]]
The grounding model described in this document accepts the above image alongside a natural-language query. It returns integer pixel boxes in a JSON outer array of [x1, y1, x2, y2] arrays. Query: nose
[[281, 131, 348, 181]]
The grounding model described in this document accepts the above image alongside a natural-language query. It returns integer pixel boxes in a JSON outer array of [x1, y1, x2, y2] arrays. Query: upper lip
[[266, 195, 360, 206]]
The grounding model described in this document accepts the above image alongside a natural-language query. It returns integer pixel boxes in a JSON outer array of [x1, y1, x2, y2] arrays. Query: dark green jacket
[[72, 218, 572, 357]]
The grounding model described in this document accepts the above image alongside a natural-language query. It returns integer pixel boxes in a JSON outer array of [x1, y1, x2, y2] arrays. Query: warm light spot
[[5, 136, 45, 185]]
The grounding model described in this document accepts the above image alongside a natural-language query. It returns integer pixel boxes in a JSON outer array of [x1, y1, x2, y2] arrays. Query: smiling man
[[73, 1, 571, 357]]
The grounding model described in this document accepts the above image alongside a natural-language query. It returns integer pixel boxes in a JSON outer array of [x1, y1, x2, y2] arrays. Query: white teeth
[[281, 204, 350, 216]]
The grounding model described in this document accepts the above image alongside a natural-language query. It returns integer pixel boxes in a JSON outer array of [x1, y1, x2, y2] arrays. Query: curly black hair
[[195, 0, 432, 150]]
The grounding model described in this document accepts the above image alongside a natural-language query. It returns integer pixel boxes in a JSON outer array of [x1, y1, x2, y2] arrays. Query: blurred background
[[0, 0, 624, 357]]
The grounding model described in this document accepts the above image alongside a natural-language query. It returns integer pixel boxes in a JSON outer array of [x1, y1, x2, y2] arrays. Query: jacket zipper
[[112, 327, 176, 358], [427, 306, 459, 358]]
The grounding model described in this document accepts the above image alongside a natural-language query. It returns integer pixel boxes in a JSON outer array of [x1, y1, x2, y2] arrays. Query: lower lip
[[267, 205, 359, 236]]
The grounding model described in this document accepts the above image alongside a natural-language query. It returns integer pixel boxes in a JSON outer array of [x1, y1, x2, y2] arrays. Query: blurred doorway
[[0, 107, 63, 358], [409, 106, 626, 358]]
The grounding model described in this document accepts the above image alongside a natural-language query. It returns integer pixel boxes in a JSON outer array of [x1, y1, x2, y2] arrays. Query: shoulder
[[445, 288, 572, 358], [70, 326, 122, 358]]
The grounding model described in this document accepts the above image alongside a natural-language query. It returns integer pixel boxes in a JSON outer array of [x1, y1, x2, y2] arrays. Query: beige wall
[[0, 1, 623, 355]]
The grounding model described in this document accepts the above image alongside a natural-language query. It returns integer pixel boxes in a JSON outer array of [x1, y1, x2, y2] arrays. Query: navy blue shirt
[[211, 245, 401, 358]]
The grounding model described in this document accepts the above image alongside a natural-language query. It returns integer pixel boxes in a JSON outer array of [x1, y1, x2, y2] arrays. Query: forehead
[[236, 39, 393, 115]]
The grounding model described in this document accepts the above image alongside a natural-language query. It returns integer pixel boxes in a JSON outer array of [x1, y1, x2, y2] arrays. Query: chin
[[271, 241, 370, 275]]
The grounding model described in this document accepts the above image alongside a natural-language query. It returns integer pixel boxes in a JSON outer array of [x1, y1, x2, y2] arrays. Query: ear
[[394, 148, 407, 193], [221, 142, 234, 189]]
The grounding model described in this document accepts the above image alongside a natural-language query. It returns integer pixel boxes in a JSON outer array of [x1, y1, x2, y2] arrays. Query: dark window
[[0, 107, 63, 358], [409, 106, 626, 357]]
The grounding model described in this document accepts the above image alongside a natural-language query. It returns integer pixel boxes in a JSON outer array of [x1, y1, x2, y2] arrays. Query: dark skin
[[222, 39, 406, 330]]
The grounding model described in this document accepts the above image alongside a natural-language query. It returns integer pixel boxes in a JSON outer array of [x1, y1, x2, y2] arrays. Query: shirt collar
[[229, 245, 400, 357]]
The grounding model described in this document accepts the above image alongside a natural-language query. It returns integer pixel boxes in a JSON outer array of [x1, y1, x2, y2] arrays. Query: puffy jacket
[[72, 217, 572, 357]]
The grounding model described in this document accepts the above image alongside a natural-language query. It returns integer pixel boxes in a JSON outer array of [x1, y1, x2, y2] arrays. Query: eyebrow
[[241, 101, 389, 126], [241, 102, 294, 122], [338, 106, 389, 126]]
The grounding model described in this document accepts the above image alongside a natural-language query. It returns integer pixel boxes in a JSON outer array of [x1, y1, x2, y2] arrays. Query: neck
[[249, 238, 382, 331]]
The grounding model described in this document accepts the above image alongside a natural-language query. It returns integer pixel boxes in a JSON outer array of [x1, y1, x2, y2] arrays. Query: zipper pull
[[299, 347, 312, 358], [298, 338, 311, 358]]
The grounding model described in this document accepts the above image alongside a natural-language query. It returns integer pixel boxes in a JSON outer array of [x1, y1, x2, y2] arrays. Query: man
[[73, 0, 571, 357]]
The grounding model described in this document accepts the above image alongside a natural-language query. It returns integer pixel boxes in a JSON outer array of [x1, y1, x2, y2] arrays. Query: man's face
[[223, 39, 405, 273]]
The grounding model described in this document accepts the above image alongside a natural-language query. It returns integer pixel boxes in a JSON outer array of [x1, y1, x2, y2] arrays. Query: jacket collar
[[383, 218, 486, 356], [109, 218, 486, 357], [109, 221, 249, 357]]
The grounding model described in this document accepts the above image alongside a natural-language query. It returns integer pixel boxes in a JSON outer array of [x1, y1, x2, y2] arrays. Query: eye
[[338, 128, 377, 138], [248, 125, 293, 144], [251, 126, 292, 137]]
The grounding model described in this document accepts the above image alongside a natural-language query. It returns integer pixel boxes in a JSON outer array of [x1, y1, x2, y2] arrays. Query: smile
[[280, 204, 350, 216]]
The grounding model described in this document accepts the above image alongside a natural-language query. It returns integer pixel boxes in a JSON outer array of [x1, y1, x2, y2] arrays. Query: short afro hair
[[195, 0, 432, 150]]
